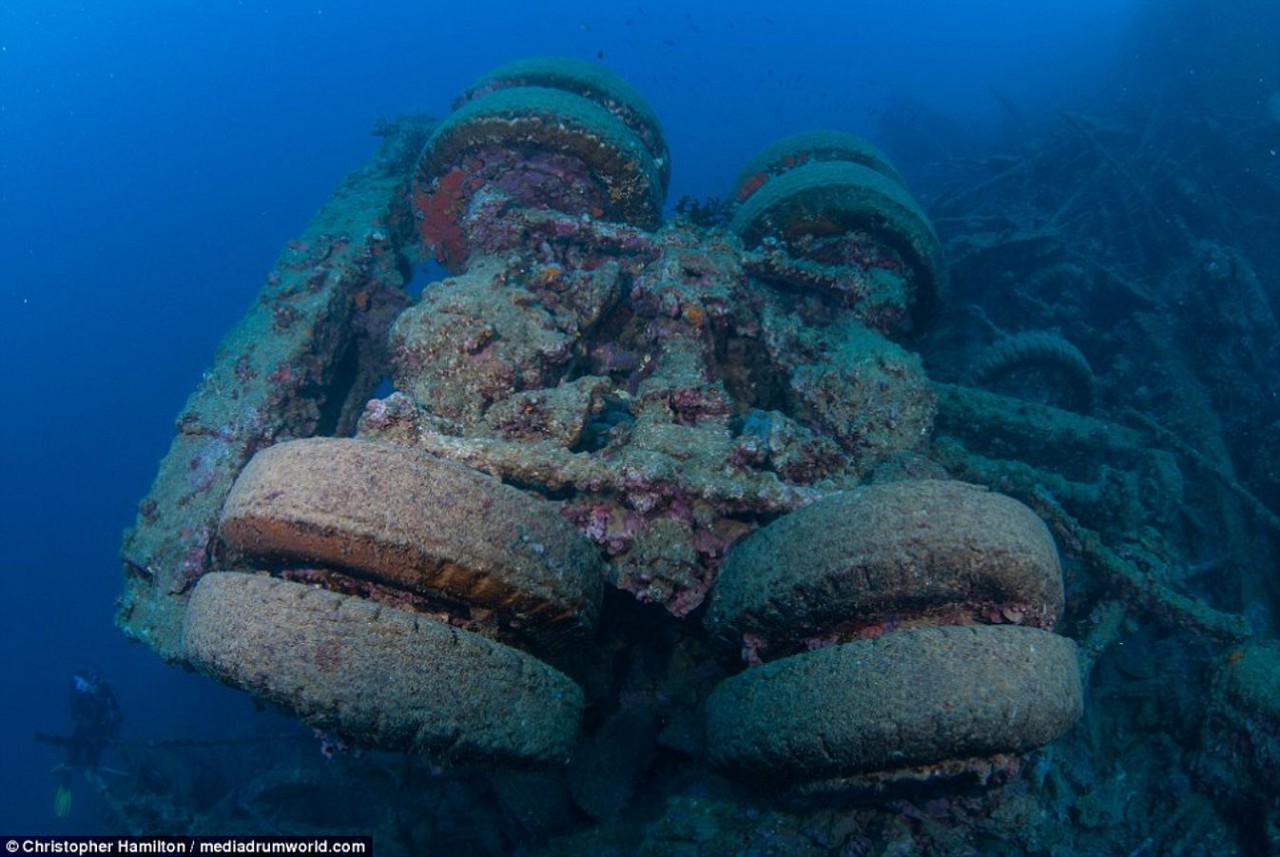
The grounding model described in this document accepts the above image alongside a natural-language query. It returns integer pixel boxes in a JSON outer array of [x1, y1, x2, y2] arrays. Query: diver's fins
[[54, 784, 71, 818]]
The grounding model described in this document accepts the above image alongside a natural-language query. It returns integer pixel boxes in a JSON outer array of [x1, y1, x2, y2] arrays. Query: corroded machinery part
[[183, 572, 584, 766], [389, 258, 623, 432], [779, 320, 936, 473], [455, 56, 672, 196], [705, 624, 1082, 784], [414, 86, 665, 270], [731, 131, 905, 204], [218, 437, 604, 648], [705, 479, 1065, 656], [965, 330, 1096, 413], [732, 160, 946, 332]]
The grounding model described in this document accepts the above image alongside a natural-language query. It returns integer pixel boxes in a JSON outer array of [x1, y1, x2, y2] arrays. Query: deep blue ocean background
[[1, 0, 1158, 834]]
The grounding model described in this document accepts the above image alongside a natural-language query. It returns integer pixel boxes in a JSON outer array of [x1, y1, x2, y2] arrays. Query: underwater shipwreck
[[114, 55, 1280, 854]]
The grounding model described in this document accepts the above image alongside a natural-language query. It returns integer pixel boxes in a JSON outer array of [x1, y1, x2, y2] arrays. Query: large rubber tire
[[417, 86, 664, 229], [456, 56, 671, 195], [705, 479, 1064, 650], [184, 572, 584, 765], [965, 331, 1096, 414], [219, 437, 603, 640], [731, 160, 945, 318], [732, 131, 905, 204], [705, 624, 1082, 782]]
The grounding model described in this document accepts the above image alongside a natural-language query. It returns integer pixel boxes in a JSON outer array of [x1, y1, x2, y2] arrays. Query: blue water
[[2, 0, 1140, 835]]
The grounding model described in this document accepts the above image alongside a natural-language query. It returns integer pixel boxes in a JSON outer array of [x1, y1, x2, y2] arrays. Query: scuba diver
[[34, 669, 123, 817]]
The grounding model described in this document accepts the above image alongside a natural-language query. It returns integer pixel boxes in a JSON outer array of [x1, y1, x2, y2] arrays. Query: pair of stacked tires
[[183, 438, 602, 765], [704, 479, 1083, 788], [414, 57, 671, 271], [709, 141, 1080, 787], [729, 131, 946, 333], [183, 59, 675, 766]]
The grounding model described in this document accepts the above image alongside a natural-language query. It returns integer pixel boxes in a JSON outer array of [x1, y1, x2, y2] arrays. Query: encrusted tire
[[455, 56, 671, 196], [705, 479, 1064, 655], [703, 479, 1080, 785], [414, 86, 664, 270], [965, 331, 1096, 413], [218, 437, 603, 645], [705, 624, 1082, 783], [731, 160, 945, 328], [732, 131, 905, 204], [183, 572, 584, 765]]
